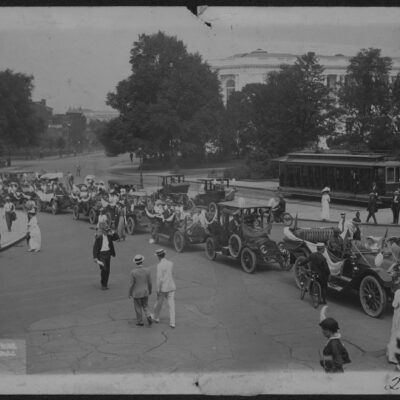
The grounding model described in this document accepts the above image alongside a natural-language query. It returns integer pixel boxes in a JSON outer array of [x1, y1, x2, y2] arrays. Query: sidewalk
[[0, 209, 27, 251]]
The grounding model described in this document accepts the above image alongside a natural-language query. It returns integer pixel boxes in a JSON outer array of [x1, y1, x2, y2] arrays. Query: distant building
[[68, 107, 119, 122], [209, 49, 400, 105], [32, 99, 53, 126]]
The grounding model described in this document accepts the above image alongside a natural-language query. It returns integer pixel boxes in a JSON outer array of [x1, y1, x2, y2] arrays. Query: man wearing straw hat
[[128, 254, 153, 326], [92, 222, 119, 290]]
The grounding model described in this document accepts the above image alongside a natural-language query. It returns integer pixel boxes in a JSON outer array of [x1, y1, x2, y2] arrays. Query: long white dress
[[387, 289, 400, 364], [27, 215, 41, 251], [321, 193, 330, 220]]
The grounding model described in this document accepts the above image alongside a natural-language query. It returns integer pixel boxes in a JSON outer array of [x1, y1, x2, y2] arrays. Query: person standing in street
[[26, 209, 41, 252], [366, 192, 378, 224], [75, 163, 81, 177], [3, 196, 16, 232], [151, 249, 176, 328], [128, 255, 153, 326], [129, 152, 133, 163], [321, 187, 330, 221], [299, 243, 330, 305], [92, 222, 119, 290], [67, 171, 74, 191], [392, 190, 400, 224], [116, 200, 127, 241], [387, 287, 400, 369]]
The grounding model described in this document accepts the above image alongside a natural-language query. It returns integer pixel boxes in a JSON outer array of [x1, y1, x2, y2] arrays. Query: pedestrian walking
[[26, 209, 41, 252], [129, 152, 133, 163], [3, 196, 16, 232], [128, 254, 153, 326], [67, 171, 74, 191], [319, 306, 351, 373], [366, 192, 378, 224], [392, 190, 400, 224], [75, 163, 81, 177], [321, 187, 330, 221], [92, 222, 119, 290], [116, 200, 127, 241], [387, 287, 400, 368], [151, 248, 176, 328], [298, 243, 330, 304]]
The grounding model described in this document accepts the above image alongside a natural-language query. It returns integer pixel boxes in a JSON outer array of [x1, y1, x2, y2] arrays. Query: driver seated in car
[[327, 228, 344, 258]]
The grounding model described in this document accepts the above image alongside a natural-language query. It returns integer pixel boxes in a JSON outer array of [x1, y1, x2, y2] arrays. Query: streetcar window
[[387, 167, 395, 183]]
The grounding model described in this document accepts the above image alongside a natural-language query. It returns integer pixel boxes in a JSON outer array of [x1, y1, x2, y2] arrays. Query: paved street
[[0, 152, 398, 379]]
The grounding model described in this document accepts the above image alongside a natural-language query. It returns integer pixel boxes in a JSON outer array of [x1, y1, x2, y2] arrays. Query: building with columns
[[209, 49, 400, 105]]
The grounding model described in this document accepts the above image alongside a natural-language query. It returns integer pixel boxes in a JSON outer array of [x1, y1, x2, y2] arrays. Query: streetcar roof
[[218, 199, 271, 209]]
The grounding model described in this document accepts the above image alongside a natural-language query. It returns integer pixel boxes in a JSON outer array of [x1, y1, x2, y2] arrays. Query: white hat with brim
[[316, 242, 325, 248], [321, 187, 330, 193], [134, 254, 144, 265]]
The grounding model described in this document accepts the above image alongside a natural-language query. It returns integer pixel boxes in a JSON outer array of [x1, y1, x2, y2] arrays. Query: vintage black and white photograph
[[1, 5, 400, 395]]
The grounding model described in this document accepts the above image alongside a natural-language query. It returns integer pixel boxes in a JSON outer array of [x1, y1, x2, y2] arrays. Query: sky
[[0, 6, 399, 114]]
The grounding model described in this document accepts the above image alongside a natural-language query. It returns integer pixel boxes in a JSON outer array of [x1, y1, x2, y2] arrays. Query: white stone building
[[209, 49, 400, 105]]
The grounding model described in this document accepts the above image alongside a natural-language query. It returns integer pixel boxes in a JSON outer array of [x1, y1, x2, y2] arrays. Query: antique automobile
[[8, 182, 37, 209], [0, 170, 36, 185], [193, 178, 236, 215], [108, 179, 137, 195], [35, 172, 72, 214], [125, 191, 151, 234], [153, 174, 193, 208], [145, 203, 211, 252], [282, 225, 400, 317], [71, 185, 105, 224], [204, 199, 290, 273]]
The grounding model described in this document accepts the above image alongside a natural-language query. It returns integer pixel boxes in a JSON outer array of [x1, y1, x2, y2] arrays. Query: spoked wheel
[[173, 230, 185, 253], [88, 208, 98, 225], [126, 216, 136, 235], [277, 242, 292, 271], [241, 247, 257, 274], [359, 275, 387, 318], [311, 281, 322, 309], [228, 234, 242, 258], [72, 205, 80, 220], [51, 200, 59, 215], [282, 212, 293, 226], [294, 256, 307, 289], [208, 202, 217, 216], [299, 274, 307, 300], [205, 237, 217, 261]]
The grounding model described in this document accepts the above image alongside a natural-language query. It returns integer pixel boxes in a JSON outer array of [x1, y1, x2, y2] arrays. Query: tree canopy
[[0, 69, 44, 155], [101, 31, 224, 158]]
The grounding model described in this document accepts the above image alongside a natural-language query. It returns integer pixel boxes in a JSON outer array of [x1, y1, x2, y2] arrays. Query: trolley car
[[274, 151, 400, 206]]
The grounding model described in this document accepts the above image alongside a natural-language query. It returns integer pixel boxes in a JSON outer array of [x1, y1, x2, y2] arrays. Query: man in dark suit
[[93, 222, 119, 290]]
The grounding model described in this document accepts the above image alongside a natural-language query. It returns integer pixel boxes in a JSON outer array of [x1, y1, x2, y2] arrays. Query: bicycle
[[265, 208, 293, 226], [298, 264, 322, 308]]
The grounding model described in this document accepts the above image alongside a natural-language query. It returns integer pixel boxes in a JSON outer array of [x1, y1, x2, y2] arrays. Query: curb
[[0, 234, 26, 252]]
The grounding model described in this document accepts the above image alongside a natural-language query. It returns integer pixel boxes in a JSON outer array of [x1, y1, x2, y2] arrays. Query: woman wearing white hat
[[321, 187, 331, 221]]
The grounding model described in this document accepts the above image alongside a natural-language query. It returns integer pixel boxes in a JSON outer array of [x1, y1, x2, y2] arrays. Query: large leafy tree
[[225, 52, 337, 159], [0, 69, 44, 157], [337, 48, 392, 148], [103, 31, 224, 159]]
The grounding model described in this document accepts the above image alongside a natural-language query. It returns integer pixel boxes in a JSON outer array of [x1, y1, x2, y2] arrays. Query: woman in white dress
[[321, 187, 331, 221], [27, 210, 41, 252], [387, 287, 400, 368]]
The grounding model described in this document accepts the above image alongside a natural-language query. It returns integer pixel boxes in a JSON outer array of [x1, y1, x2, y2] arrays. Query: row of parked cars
[[1, 169, 400, 318]]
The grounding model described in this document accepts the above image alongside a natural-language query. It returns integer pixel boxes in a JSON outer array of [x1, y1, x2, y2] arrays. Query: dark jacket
[[301, 252, 330, 281], [93, 232, 119, 258], [320, 338, 350, 373], [367, 197, 378, 213]]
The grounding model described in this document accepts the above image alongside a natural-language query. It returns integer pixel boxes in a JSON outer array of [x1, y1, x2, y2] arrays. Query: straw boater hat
[[134, 254, 144, 265], [316, 242, 325, 249], [155, 248, 165, 257], [321, 187, 330, 193]]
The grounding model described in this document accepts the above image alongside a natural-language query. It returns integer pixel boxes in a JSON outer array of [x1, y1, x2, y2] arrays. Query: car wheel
[[241, 247, 257, 274], [126, 216, 136, 235], [88, 208, 97, 225], [73, 205, 80, 220], [228, 234, 242, 258], [277, 241, 292, 271], [51, 200, 58, 215], [173, 230, 185, 253], [359, 275, 387, 318], [294, 256, 307, 289], [205, 237, 217, 261], [282, 212, 293, 226]]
